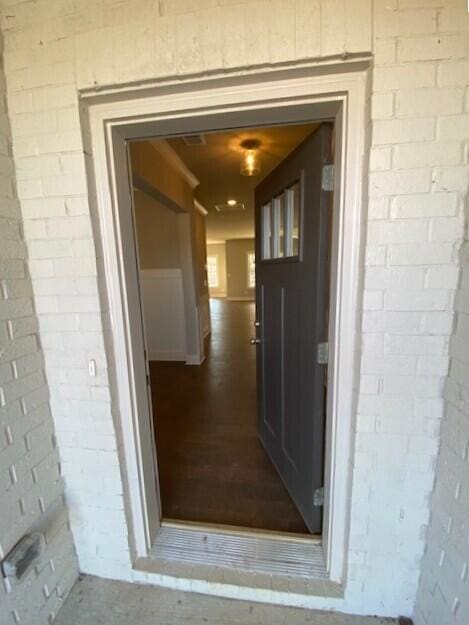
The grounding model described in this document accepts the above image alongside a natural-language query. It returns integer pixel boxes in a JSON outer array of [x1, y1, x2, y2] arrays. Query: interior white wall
[[140, 269, 186, 361], [132, 161, 205, 364], [178, 213, 205, 364], [133, 189, 181, 270], [133, 189, 187, 361], [206, 205, 255, 242], [1, 0, 468, 620], [0, 31, 77, 625], [225, 238, 255, 301], [192, 207, 211, 350]]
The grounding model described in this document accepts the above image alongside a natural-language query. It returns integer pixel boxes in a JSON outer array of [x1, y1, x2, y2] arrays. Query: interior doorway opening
[[128, 120, 332, 537]]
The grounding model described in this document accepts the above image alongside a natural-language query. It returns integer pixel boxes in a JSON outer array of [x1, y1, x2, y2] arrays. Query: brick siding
[[0, 0, 467, 620], [0, 28, 78, 625]]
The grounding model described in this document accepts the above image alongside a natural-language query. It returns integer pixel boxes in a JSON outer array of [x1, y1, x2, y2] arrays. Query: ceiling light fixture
[[227, 199, 237, 206], [240, 138, 261, 177]]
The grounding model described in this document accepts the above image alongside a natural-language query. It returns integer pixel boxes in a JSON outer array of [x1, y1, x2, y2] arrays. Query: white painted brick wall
[[0, 29, 78, 625], [0, 0, 467, 620], [413, 185, 469, 623], [359, 3, 468, 619]]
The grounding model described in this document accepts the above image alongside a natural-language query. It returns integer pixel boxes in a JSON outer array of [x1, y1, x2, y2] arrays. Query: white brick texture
[[0, 0, 468, 621], [413, 206, 469, 624], [0, 29, 78, 625]]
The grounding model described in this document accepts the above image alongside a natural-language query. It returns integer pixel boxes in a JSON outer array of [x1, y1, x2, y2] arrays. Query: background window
[[207, 255, 219, 288], [247, 252, 256, 288]]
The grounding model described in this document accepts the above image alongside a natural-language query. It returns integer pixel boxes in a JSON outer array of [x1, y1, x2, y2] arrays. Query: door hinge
[[321, 164, 334, 192], [313, 487, 324, 507], [317, 342, 329, 365]]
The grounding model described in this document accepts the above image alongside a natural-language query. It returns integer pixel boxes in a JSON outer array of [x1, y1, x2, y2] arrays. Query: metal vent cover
[[214, 202, 246, 213], [182, 134, 206, 146]]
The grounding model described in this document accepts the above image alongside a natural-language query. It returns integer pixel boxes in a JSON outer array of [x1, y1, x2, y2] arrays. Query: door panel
[[260, 283, 280, 436], [282, 285, 300, 470], [254, 123, 332, 533]]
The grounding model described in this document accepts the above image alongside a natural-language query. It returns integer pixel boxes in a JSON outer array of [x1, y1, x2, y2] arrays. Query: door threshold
[[161, 518, 321, 544], [137, 522, 342, 597]]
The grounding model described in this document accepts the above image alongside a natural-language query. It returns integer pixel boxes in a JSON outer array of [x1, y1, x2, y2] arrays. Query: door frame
[[82, 58, 370, 585]]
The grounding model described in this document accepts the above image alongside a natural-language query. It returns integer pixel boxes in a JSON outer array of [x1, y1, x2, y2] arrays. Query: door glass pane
[[285, 182, 300, 257], [292, 183, 300, 256], [284, 188, 293, 257], [261, 202, 271, 259], [272, 195, 284, 258]]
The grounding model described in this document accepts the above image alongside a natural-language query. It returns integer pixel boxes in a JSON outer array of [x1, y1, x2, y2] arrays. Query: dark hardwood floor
[[150, 298, 309, 534]]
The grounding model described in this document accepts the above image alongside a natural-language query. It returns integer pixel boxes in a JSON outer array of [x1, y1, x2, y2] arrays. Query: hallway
[[151, 298, 309, 534]]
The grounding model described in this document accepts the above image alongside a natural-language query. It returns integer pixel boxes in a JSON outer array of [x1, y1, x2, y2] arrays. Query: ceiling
[[165, 123, 318, 243]]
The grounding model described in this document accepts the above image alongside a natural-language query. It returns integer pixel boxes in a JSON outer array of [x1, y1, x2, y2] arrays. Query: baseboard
[[186, 353, 206, 365], [148, 351, 186, 362], [226, 296, 255, 301]]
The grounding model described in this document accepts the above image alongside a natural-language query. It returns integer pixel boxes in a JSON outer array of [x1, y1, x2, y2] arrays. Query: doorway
[[86, 63, 367, 585], [129, 121, 331, 536]]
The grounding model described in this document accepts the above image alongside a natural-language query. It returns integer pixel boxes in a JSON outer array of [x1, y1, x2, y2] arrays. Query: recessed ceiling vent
[[214, 202, 246, 213], [182, 134, 206, 146]]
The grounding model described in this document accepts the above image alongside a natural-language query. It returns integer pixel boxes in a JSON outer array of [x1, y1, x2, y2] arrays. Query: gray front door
[[254, 124, 332, 533]]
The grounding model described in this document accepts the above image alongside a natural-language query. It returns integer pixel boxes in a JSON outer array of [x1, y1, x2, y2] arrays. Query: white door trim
[[83, 58, 369, 586]]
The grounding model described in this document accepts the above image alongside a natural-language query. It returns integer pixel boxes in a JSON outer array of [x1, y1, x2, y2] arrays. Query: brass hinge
[[321, 164, 334, 192], [313, 487, 324, 507]]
